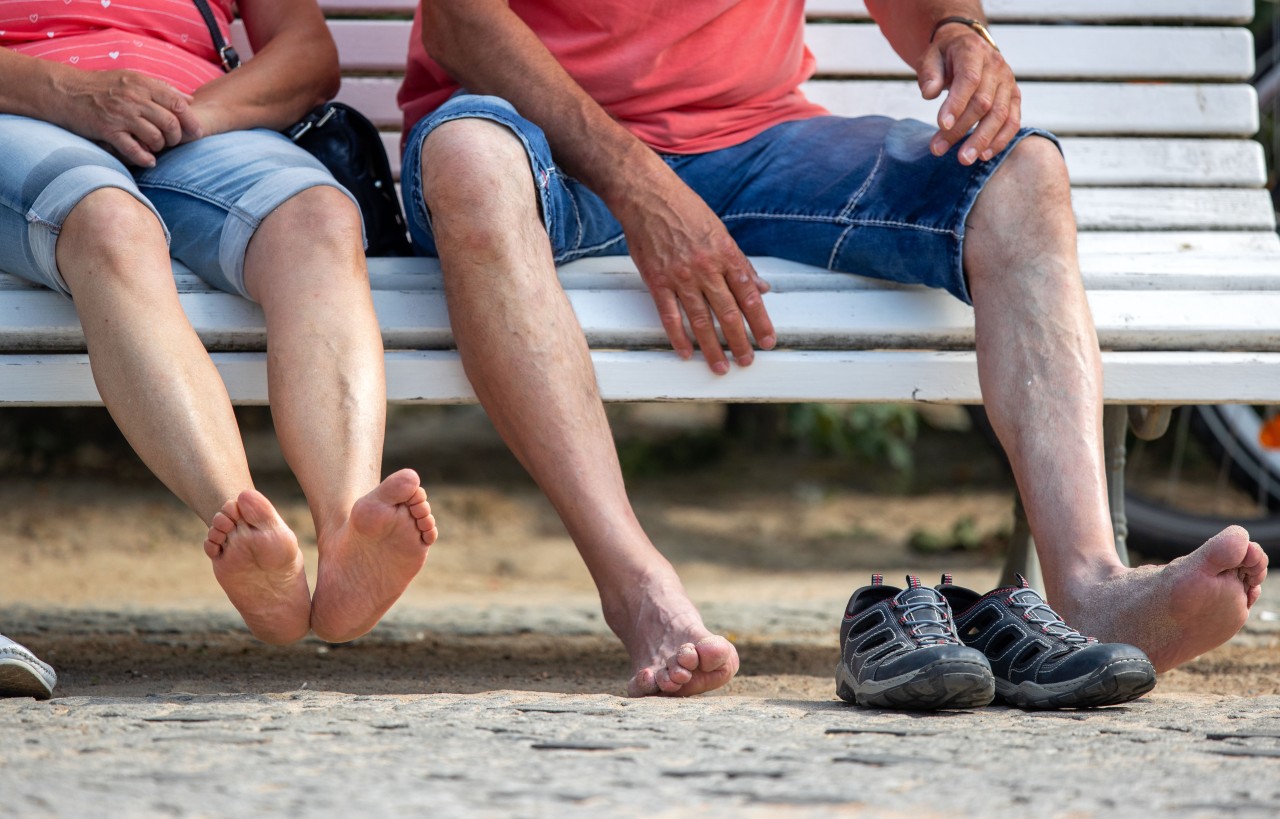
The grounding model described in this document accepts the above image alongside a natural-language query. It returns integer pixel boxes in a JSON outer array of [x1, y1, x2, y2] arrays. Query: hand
[[54, 70, 202, 167], [617, 180, 776, 375], [917, 24, 1021, 165]]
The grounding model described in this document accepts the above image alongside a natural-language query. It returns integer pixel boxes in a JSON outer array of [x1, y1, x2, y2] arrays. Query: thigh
[[0, 114, 166, 296], [137, 129, 359, 298], [402, 93, 627, 263], [669, 115, 1058, 304]]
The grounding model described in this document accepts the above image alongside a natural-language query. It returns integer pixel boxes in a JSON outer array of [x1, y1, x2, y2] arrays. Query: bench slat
[[316, 2, 1255, 24], [312, 21, 1255, 81], [381, 132, 1268, 188], [803, 81, 1261, 137], [7, 349, 1280, 406], [1072, 188, 1276, 231], [805, 1, 1255, 24], [339, 78, 1261, 137], [804, 25, 1255, 81], [8, 287, 1280, 353]]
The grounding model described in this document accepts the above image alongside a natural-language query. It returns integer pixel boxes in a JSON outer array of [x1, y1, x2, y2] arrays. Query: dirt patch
[[2, 405, 1276, 699]]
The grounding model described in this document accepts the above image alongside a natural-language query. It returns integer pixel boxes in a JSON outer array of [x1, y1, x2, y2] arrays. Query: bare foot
[[204, 490, 311, 645], [1057, 525, 1268, 672], [604, 567, 740, 697], [310, 468, 437, 643]]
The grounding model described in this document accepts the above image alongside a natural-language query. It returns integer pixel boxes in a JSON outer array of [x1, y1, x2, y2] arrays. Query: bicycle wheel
[[1124, 406, 1280, 561]]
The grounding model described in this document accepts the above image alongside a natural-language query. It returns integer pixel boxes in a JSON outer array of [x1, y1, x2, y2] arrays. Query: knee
[[420, 119, 539, 241], [57, 188, 168, 289], [990, 136, 1072, 210], [266, 185, 364, 253]]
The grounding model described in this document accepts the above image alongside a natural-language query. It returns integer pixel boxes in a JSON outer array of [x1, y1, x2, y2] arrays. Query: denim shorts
[[402, 94, 1059, 304], [0, 114, 358, 299]]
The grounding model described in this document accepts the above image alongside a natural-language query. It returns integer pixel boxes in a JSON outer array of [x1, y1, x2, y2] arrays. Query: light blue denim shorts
[[0, 114, 357, 299], [402, 94, 1059, 304]]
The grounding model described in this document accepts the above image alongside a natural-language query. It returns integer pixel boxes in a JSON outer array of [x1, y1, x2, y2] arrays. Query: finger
[[175, 106, 205, 142], [957, 81, 1012, 165], [678, 289, 730, 375], [107, 131, 157, 168], [703, 282, 754, 367], [141, 103, 185, 148], [650, 286, 694, 361], [939, 65, 1000, 163], [726, 259, 776, 352], [980, 91, 1022, 161], [917, 45, 946, 100], [930, 47, 987, 156], [129, 117, 169, 153], [980, 114, 1021, 162]]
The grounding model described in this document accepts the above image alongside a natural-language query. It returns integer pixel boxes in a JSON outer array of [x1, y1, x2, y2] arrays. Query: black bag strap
[[190, 0, 241, 71]]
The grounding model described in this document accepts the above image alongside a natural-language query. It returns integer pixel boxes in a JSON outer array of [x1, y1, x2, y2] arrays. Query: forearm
[[422, 0, 671, 213], [191, 2, 339, 134], [865, 0, 988, 67], [0, 49, 74, 120]]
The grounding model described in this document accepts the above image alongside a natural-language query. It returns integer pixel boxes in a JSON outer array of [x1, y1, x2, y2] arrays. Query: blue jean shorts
[[402, 94, 1059, 304], [0, 114, 358, 299]]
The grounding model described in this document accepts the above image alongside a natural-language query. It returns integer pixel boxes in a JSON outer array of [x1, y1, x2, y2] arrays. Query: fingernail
[[961, 147, 978, 164], [713, 361, 729, 376], [931, 138, 948, 155], [981, 149, 994, 161], [736, 353, 754, 367], [941, 114, 955, 130], [761, 335, 776, 349]]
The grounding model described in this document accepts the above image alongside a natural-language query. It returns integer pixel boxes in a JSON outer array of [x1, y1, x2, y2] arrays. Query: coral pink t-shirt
[[0, 0, 234, 95], [398, 0, 828, 155]]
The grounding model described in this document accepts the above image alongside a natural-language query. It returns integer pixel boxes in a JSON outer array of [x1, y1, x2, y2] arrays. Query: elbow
[[316, 67, 341, 106]]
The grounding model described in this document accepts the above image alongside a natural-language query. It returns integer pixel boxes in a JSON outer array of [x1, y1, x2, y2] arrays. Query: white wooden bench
[[3, 1, 1278, 581]]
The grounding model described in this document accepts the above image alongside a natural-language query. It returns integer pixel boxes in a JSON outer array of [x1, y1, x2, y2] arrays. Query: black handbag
[[190, 0, 413, 256]]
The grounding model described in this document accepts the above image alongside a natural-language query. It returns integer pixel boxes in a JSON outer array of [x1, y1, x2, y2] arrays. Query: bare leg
[[56, 189, 309, 644], [421, 120, 737, 695], [239, 187, 437, 644], [965, 137, 1268, 671]]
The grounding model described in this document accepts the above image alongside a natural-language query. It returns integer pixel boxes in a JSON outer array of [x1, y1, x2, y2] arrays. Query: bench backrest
[[263, 0, 1276, 242]]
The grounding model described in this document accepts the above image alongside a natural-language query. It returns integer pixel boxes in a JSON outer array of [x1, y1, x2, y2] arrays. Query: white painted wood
[[315, 1, 1255, 24], [1071, 188, 1276, 231], [342, 78, 1261, 136], [802, 1, 1254, 24], [801, 81, 1261, 137], [1059, 139, 1267, 187], [381, 132, 1269, 188], [803, 25, 1255, 81], [1075, 232, 1280, 255], [313, 21, 1255, 80], [10, 285, 1280, 354], [7, 350, 1280, 406]]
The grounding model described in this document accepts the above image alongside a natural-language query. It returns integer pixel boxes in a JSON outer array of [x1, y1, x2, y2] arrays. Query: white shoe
[[0, 634, 57, 700]]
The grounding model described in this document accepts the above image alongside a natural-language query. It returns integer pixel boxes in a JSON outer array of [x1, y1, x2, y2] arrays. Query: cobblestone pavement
[[4, 689, 1280, 818], [2, 586, 1279, 818]]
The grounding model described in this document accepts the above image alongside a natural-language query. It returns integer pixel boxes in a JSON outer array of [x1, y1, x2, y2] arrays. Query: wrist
[[930, 16, 999, 52]]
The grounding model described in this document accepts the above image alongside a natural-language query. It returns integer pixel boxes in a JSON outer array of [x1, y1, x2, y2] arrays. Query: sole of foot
[[204, 490, 311, 645], [310, 468, 437, 644]]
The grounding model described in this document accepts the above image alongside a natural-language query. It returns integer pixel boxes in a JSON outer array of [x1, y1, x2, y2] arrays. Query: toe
[[674, 643, 700, 672], [1194, 525, 1253, 572], [626, 668, 659, 698], [378, 469, 423, 505], [236, 490, 283, 530]]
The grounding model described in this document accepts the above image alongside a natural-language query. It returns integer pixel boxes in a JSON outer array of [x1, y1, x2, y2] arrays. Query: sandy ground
[[2, 404, 1277, 700]]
